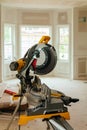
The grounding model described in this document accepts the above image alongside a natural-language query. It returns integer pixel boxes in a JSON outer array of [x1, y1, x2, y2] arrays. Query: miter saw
[[6, 36, 79, 130]]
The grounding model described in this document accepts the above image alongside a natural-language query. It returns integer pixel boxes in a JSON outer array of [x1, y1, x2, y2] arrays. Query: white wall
[[0, 5, 2, 82], [0, 6, 73, 80], [73, 7, 87, 79], [1, 5, 87, 80]]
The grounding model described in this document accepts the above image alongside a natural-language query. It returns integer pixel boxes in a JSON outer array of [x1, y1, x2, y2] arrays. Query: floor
[[0, 77, 87, 130]]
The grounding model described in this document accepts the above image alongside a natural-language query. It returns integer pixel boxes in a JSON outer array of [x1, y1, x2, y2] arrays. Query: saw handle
[[61, 96, 79, 106]]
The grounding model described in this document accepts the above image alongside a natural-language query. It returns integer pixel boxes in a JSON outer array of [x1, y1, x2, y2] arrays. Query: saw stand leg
[[44, 117, 74, 130]]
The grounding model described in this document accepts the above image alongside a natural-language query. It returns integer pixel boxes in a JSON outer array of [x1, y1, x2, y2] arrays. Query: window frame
[[19, 25, 52, 57], [56, 24, 70, 62], [4, 24, 15, 63]]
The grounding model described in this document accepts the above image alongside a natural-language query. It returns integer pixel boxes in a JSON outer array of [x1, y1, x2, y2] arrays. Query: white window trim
[[4, 23, 15, 63], [56, 24, 70, 62], [19, 25, 52, 57]]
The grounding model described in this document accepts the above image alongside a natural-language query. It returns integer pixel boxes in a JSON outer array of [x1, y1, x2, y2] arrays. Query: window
[[57, 25, 69, 61], [4, 24, 15, 62], [20, 26, 51, 57]]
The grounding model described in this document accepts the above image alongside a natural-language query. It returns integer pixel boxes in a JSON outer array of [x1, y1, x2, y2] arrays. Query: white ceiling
[[0, 0, 87, 9]]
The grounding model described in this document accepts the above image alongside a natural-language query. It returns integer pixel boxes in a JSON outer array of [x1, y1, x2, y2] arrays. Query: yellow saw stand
[[17, 82, 75, 130]]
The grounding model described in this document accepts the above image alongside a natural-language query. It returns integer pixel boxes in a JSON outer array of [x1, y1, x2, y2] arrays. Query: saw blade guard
[[28, 43, 57, 75]]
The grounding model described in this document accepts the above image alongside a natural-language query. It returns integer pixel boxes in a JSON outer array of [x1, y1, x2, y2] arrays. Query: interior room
[[0, 0, 87, 130]]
